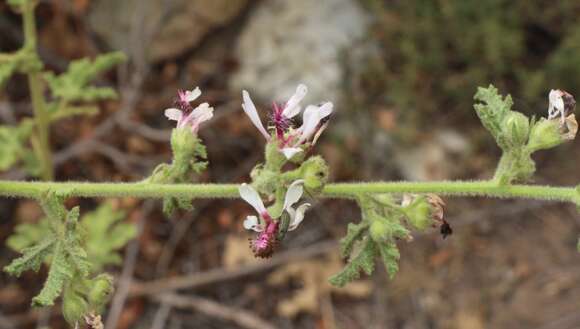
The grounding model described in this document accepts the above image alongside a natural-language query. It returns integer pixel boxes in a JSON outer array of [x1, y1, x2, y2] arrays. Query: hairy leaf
[[329, 238, 377, 287], [473, 84, 514, 150], [32, 241, 74, 307], [6, 217, 51, 251], [339, 222, 369, 258], [44, 52, 126, 103], [0, 122, 33, 171], [4, 237, 55, 276], [81, 203, 137, 270], [378, 241, 400, 279]]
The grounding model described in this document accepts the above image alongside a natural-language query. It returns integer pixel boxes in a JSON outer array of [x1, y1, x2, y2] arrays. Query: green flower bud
[[87, 274, 114, 311], [502, 112, 529, 147], [526, 118, 563, 152], [369, 219, 391, 242], [300, 156, 329, 194], [171, 128, 197, 163], [264, 140, 286, 171], [402, 196, 431, 230], [401, 194, 445, 231], [62, 289, 88, 325]]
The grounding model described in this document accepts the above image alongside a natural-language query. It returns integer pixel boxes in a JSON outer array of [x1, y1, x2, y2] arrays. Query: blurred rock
[[395, 130, 470, 181], [88, 0, 248, 62], [230, 0, 370, 103]]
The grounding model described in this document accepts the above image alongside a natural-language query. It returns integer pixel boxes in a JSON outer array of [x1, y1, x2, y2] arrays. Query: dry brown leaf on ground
[[267, 252, 372, 318], [223, 234, 258, 269]]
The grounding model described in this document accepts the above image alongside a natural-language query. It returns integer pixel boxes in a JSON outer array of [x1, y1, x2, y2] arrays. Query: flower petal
[[185, 103, 214, 132], [164, 108, 183, 122], [298, 108, 322, 144], [242, 90, 270, 140], [283, 84, 308, 118], [239, 183, 267, 215], [243, 215, 263, 232], [299, 105, 318, 131], [283, 179, 305, 211], [288, 203, 311, 231], [548, 89, 565, 120], [281, 147, 303, 159], [185, 87, 202, 103], [318, 102, 333, 119]]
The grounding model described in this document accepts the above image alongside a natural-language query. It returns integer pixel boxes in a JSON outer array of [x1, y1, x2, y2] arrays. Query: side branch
[[0, 180, 576, 203]]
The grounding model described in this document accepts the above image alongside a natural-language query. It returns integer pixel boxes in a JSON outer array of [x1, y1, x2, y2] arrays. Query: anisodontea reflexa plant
[[1, 1, 580, 328]]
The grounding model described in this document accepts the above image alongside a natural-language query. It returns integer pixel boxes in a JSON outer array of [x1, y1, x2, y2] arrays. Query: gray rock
[[230, 0, 370, 104], [89, 0, 248, 62]]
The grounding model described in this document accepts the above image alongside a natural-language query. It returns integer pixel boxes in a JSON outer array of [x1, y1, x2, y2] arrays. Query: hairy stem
[[23, 0, 53, 181], [0, 180, 576, 204]]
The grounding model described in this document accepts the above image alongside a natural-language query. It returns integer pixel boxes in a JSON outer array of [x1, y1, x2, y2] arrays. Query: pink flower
[[241, 84, 333, 159], [239, 180, 310, 257], [165, 87, 213, 133]]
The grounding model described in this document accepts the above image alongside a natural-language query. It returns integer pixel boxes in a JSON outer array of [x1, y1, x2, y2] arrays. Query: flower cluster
[[165, 87, 213, 134], [239, 180, 310, 257], [242, 84, 333, 159]]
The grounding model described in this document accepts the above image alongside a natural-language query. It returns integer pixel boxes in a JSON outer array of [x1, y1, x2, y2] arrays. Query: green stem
[[0, 180, 576, 204], [22, 0, 53, 181]]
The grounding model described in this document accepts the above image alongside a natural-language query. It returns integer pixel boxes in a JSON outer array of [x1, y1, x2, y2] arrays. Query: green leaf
[[4, 237, 55, 276], [49, 105, 99, 121], [339, 222, 369, 258], [44, 51, 126, 103], [80, 203, 137, 270], [473, 84, 514, 150], [6, 217, 51, 251], [32, 241, 74, 307], [378, 241, 400, 279], [0, 60, 17, 87], [329, 238, 377, 287], [0, 124, 31, 171]]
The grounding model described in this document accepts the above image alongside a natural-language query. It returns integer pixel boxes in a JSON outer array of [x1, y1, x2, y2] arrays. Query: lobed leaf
[[473, 84, 514, 149], [378, 241, 401, 279], [81, 203, 137, 270], [32, 241, 74, 307], [329, 238, 377, 287], [44, 51, 126, 103], [6, 217, 51, 251], [4, 237, 55, 276], [339, 222, 369, 258]]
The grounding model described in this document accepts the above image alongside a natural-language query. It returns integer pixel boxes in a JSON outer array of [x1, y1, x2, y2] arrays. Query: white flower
[[164, 87, 213, 133], [280, 102, 333, 159], [239, 180, 310, 232], [241, 84, 308, 141], [548, 89, 566, 121]]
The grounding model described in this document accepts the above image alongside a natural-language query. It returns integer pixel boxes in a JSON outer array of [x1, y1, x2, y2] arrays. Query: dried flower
[[239, 180, 310, 257], [165, 87, 213, 134], [402, 194, 451, 239], [548, 89, 576, 123], [241, 84, 333, 159]]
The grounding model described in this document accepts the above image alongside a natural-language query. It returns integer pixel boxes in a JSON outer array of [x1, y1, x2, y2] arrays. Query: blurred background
[[1, 0, 580, 328]]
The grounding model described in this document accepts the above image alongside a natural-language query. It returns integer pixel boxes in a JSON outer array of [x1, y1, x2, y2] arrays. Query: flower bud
[[62, 289, 88, 325], [526, 118, 564, 152], [170, 128, 197, 164], [301, 156, 329, 194], [502, 112, 529, 147], [369, 219, 391, 242], [402, 194, 446, 232], [401, 195, 431, 230], [264, 140, 287, 170], [87, 274, 114, 311]]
